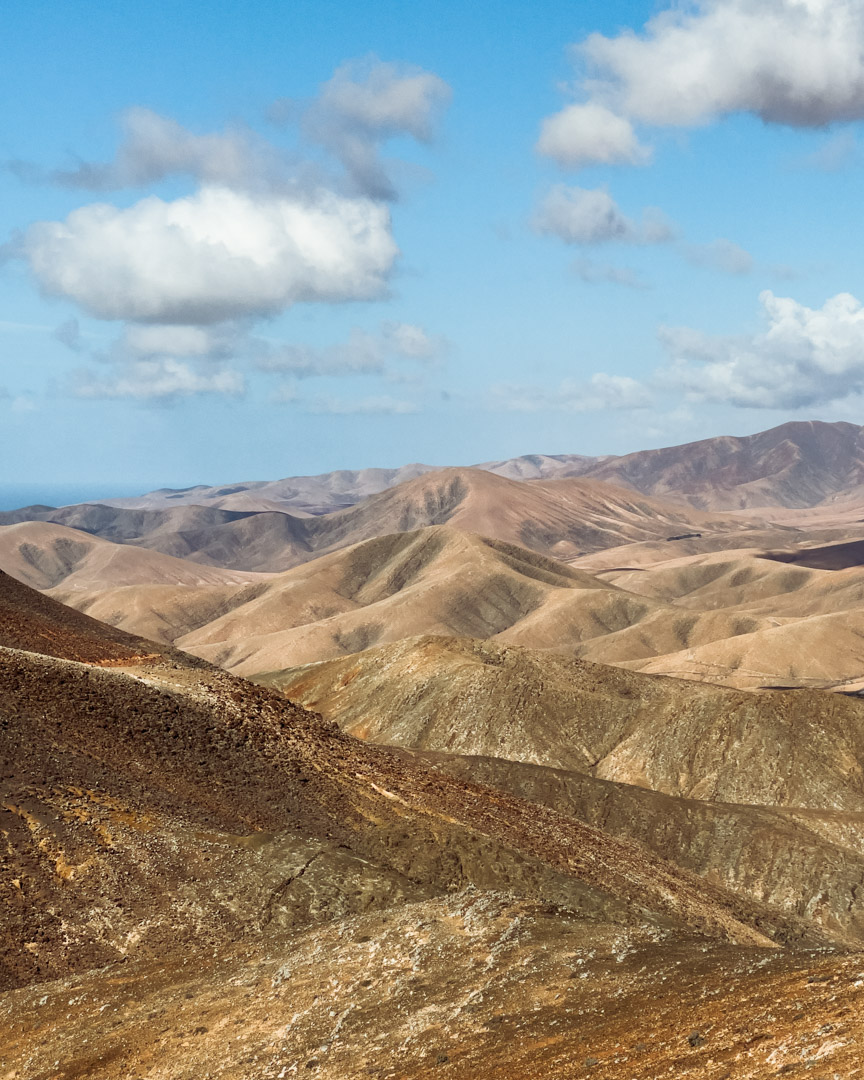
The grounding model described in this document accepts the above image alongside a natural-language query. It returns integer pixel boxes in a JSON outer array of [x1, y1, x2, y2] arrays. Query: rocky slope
[[4, 547, 864, 1076], [4, 892, 862, 1080], [0, 566, 171, 664], [260, 634, 864, 811], [7, 575, 823, 993]]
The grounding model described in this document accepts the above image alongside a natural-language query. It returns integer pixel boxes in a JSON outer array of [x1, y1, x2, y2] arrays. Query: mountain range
[[6, 419, 864, 1076], [64, 418, 864, 513]]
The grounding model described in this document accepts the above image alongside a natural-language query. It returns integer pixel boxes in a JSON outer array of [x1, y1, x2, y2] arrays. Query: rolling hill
[[4, 522, 863, 1078], [259, 633, 864, 811], [0, 466, 758, 572]]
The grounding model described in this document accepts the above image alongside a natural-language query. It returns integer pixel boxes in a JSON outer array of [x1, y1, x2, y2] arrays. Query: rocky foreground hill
[[3, 569, 864, 1076]]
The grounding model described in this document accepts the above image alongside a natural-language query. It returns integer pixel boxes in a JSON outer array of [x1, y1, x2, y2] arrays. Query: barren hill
[[2, 577, 812, 994], [0, 520, 269, 591], [305, 466, 750, 561], [0, 566, 167, 663], [4, 542, 864, 1077], [22, 419, 863, 524], [260, 633, 864, 811], [578, 419, 864, 509], [173, 526, 674, 672], [0, 467, 756, 573]]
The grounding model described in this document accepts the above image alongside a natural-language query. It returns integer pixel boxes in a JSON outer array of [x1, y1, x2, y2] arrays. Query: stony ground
[[3, 572, 864, 1078], [2, 892, 862, 1080]]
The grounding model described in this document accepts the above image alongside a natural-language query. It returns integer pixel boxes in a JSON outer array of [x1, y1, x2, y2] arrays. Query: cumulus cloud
[[492, 372, 652, 412], [15, 107, 286, 192], [536, 102, 651, 169], [534, 185, 674, 245], [581, 0, 864, 129], [684, 238, 753, 275], [572, 258, 648, 288], [10, 59, 451, 411], [538, 1, 864, 169], [255, 321, 443, 378], [70, 358, 245, 402], [304, 393, 419, 414], [302, 58, 452, 199], [20, 185, 398, 324], [660, 290, 864, 408]]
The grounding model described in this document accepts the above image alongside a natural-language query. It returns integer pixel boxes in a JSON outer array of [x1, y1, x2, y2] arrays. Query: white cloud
[[492, 372, 652, 412], [536, 103, 651, 169], [304, 393, 419, 414], [534, 185, 674, 245], [303, 58, 452, 199], [380, 321, 442, 360], [21, 185, 398, 324], [684, 238, 753, 274], [538, 1, 864, 172], [116, 323, 242, 359], [660, 290, 864, 408], [581, 0, 864, 129], [572, 258, 648, 288], [71, 358, 245, 402]]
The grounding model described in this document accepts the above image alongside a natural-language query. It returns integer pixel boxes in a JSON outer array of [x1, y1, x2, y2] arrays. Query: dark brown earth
[[765, 536, 864, 570], [7, 639, 824, 996], [0, 567, 167, 663]]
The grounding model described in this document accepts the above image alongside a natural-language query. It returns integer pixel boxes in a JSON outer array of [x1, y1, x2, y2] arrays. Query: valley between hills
[[6, 419, 864, 1077]]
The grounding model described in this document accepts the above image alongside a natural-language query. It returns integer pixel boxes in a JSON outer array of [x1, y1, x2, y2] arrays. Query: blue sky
[[4, 0, 864, 498]]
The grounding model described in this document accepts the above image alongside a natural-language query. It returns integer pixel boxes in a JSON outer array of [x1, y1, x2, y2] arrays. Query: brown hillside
[[175, 526, 668, 673], [579, 419, 864, 509], [263, 634, 864, 811], [4, 641, 819, 994], [0, 567, 164, 663]]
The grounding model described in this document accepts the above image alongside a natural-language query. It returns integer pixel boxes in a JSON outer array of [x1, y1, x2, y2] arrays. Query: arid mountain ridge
[[4, 535, 864, 1074], [7, 419, 864, 521], [7, 422, 864, 1074], [6, 421, 864, 692]]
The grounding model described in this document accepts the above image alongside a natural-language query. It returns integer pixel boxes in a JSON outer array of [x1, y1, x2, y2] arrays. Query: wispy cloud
[[491, 372, 652, 412], [534, 185, 674, 246], [303, 393, 419, 415], [70, 358, 245, 403], [299, 57, 452, 199], [254, 322, 444, 378], [572, 258, 648, 289], [683, 238, 753, 275]]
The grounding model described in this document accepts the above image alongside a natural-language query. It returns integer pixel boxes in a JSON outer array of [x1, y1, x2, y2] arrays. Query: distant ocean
[[0, 483, 158, 511]]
